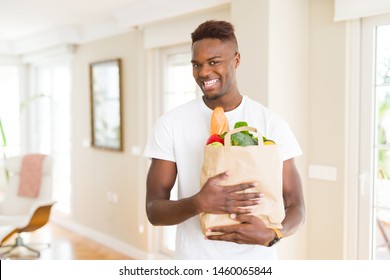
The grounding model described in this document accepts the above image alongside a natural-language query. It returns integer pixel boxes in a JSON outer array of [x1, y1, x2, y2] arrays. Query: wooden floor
[[0, 222, 133, 260]]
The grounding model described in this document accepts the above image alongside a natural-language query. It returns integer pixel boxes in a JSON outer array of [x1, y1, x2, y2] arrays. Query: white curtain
[[334, 0, 390, 21]]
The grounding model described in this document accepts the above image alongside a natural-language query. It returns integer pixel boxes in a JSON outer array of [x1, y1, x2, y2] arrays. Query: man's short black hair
[[191, 20, 238, 51]]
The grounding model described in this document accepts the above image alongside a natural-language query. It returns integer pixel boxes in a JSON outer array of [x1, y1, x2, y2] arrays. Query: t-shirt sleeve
[[268, 116, 302, 161], [143, 116, 176, 162]]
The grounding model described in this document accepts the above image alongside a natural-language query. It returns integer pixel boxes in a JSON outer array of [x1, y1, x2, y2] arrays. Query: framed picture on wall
[[90, 58, 123, 151]]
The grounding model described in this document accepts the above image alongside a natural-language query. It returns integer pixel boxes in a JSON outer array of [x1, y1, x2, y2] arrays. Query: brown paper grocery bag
[[199, 126, 284, 236]]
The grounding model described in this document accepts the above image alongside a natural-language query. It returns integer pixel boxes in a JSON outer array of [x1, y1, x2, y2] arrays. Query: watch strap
[[267, 228, 282, 247], [271, 228, 282, 238]]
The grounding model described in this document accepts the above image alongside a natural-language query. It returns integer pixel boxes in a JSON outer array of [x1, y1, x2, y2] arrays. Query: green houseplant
[[0, 118, 10, 182]]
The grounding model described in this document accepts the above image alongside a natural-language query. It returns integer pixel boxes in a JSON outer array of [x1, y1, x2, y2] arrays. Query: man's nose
[[198, 64, 211, 77]]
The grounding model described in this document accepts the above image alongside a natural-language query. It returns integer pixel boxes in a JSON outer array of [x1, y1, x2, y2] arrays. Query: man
[[144, 20, 305, 259]]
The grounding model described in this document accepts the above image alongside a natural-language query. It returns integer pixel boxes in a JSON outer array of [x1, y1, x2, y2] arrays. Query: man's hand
[[195, 171, 263, 215], [205, 214, 274, 246]]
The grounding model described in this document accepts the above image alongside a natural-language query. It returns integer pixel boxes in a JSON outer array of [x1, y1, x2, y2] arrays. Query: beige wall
[[72, 31, 150, 254], [231, 0, 269, 105], [307, 0, 347, 259], [268, 0, 309, 260], [68, 0, 351, 260]]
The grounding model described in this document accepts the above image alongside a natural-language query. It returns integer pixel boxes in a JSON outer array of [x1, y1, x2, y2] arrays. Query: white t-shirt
[[143, 96, 302, 259]]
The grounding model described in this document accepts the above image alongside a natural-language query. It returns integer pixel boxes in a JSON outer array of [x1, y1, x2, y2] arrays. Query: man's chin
[[203, 92, 223, 101]]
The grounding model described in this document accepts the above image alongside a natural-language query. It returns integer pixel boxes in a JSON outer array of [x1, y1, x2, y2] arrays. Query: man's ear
[[235, 52, 241, 68]]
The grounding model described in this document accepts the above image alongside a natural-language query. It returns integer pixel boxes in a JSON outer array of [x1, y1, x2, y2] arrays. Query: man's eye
[[192, 64, 200, 69], [210, 61, 218, 65]]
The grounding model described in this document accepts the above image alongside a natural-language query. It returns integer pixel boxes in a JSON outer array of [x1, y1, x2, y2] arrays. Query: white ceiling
[[0, 0, 230, 55]]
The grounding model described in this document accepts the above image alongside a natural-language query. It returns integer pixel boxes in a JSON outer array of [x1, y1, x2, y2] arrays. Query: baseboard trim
[[51, 211, 170, 260]]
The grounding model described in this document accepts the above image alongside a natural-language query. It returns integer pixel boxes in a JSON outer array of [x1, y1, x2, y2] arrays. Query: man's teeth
[[204, 79, 218, 86]]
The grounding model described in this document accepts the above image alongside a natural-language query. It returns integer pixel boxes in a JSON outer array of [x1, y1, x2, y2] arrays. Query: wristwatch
[[267, 228, 282, 247]]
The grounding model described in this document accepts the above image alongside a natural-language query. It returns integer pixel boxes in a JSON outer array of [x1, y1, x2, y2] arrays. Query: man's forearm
[[146, 195, 201, 226], [281, 204, 305, 237]]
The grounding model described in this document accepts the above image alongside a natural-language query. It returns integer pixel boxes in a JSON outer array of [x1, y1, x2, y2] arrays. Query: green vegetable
[[231, 132, 257, 146], [231, 121, 258, 146], [234, 121, 249, 129]]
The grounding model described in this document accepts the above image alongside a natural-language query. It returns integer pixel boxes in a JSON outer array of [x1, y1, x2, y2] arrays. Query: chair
[[0, 154, 55, 258], [375, 179, 390, 256], [377, 217, 390, 252]]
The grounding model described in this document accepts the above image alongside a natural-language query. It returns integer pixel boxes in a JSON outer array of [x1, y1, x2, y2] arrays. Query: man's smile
[[202, 78, 219, 90]]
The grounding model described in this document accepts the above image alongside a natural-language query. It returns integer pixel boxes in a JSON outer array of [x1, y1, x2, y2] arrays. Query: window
[[373, 25, 390, 260], [0, 65, 21, 158], [360, 15, 390, 260], [0, 65, 20, 188], [29, 63, 72, 214], [157, 44, 200, 256], [164, 51, 200, 112]]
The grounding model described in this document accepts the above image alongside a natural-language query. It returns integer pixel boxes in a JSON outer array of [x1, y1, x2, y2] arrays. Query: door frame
[[346, 13, 390, 260]]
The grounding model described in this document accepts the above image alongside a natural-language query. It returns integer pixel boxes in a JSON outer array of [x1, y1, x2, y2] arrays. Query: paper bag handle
[[224, 126, 264, 148]]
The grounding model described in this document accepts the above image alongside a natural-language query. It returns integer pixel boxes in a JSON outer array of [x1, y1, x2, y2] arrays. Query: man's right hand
[[195, 171, 263, 215]]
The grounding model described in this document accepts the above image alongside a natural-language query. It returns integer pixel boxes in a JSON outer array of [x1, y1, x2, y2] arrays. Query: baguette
[[210, 106, 229, 135]]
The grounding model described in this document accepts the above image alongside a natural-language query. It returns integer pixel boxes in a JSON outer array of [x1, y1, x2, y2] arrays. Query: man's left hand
[[205, 214, 273, 246]]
